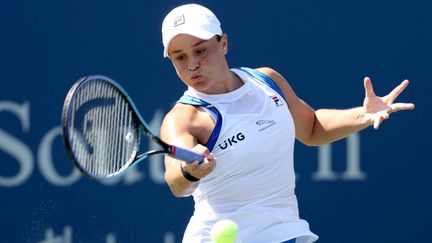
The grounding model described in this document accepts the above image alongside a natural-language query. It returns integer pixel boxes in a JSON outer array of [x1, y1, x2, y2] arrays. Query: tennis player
[[160, 4, 415, 243]]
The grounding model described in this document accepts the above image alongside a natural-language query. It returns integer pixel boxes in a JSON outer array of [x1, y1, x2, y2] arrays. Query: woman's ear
[[221, 34, 228, 55]]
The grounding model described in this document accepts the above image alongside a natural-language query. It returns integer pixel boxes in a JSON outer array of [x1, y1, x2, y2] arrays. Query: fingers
[[192, 143, 210, 155], [373, 118, 380, 130], [387, 80, 410, 103], [373, 111, 390, 130], [363, 77, 414, 130], [390, 102, 415, 113], [368, 102, 415, 129], [365, 78, 412, 105], [181, 144, 216, 180], [364, 77, 376, 98], [182, 160, 200, 170]]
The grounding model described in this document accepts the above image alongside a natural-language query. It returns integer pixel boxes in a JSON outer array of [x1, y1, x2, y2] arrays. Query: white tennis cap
[[162, 4, 222, 57]]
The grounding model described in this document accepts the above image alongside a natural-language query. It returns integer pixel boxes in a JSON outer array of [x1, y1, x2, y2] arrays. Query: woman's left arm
[[258, 67, 415, 146]]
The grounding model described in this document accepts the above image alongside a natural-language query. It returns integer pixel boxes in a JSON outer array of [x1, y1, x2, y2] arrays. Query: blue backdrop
[[1, 0, 430, 242]]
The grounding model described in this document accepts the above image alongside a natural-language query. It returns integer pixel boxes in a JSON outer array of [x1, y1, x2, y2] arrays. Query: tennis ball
[[211, 219, 238, 243]]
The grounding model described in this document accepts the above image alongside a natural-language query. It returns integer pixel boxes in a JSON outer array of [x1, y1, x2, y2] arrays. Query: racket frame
[[62, 75, 186, 179]]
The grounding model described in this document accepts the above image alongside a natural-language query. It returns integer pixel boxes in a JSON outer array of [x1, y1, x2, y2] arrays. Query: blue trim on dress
[[177, 95, 222, 152], [177, 67, 285, 152], [238, 67, 287, 101]]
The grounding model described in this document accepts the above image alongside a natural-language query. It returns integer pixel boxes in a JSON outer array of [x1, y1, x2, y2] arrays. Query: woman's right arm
[[160, 104, 216, 197]]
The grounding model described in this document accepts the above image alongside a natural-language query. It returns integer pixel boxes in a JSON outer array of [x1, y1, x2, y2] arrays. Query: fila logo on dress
[[270, 95, 283, 107]]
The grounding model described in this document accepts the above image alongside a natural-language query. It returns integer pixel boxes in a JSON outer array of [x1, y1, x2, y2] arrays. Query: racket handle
[[171, 146, 205, 164]]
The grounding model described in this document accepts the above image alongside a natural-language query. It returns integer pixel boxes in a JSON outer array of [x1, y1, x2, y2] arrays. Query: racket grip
[[171, 146, 205, 164]]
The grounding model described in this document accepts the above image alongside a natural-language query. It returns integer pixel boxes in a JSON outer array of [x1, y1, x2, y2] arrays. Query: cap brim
[[163, 29, 219, 57]]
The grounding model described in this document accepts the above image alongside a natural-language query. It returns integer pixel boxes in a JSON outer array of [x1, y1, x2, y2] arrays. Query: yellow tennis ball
[[211, 219, 238, 243]]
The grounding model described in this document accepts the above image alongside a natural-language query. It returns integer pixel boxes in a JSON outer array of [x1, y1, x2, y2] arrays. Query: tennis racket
[[61, 75, 204, 179]]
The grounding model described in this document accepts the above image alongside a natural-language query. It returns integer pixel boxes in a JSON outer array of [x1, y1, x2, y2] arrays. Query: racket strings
[[69, 79, 138, 177]]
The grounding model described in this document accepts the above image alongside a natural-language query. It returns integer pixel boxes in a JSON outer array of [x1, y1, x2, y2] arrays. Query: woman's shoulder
[[255, 67, 285, 82], [161, 103, 214, 144], [163, 103, 201, 125]]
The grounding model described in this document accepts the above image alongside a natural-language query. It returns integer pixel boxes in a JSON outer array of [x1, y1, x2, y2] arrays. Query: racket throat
[[168, 145, 176, 157]]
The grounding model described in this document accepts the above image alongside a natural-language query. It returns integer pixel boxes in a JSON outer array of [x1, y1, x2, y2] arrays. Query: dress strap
[[176, 95, 222, 152], [238, 67, 287, 101]]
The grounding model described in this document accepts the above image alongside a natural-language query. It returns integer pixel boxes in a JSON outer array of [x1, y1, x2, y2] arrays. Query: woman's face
[[168, 34, 229, 94]]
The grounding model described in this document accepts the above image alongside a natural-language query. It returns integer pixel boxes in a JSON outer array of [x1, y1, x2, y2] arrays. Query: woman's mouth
[[190, 74, 202, 81]]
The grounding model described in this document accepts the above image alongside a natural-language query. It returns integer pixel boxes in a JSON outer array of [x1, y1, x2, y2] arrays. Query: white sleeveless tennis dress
[[179, 68, 318, 243]]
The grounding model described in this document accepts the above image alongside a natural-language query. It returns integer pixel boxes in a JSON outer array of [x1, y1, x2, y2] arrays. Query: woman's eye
[[196, 48, 206, 54]]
